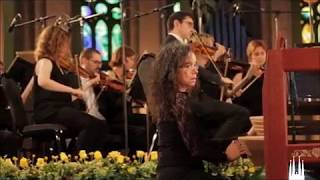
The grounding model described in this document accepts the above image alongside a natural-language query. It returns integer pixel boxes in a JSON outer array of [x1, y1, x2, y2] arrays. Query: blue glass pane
[[83, 22, 92, 48], [81, 5, 92, 17], [111, 7, 121, 20], [95, 20, 108, 60], [105, 0, 120, 4], [112, 24, 122, 52], [95, 3, 108, 14]]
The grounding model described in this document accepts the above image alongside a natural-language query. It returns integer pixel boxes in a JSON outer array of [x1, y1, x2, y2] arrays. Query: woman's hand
[[225, 140, 251, 161], [70, 88, 84, 99]]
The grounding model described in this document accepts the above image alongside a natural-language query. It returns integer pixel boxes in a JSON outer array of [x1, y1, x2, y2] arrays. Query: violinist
[[79, 48, 105, 120], [28, 21, 113, 151], [106, 46, 137, 87], [189, 32, 234, 99], [99, 46, 138, 126], [232, 40, 267, 116]]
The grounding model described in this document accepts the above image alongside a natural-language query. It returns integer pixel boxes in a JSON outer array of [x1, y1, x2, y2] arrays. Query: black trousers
[[190, 95, 251, 139], [48, 106, 109, 152]]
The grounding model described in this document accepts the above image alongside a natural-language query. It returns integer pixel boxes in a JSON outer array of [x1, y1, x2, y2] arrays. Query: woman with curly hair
[[28, 22, 111, 151], [151, 42, 248, 180]]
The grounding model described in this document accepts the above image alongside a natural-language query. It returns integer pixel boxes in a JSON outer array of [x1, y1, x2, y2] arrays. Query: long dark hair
[[150, 42, 192, 123]]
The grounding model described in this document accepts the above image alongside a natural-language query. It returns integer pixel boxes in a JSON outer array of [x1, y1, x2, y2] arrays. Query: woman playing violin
[[232, 40, 267, 116], [27, 22, 112, 151], [107, 46, 137, 86]]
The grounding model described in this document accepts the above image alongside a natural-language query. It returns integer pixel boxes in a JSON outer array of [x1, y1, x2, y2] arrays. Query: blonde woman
[[232, 40, 267, 116]]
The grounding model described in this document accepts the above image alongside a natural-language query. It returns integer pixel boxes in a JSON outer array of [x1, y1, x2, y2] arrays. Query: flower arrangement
[[204, 157, 265, 180], [0, 150, 157, 180], [0, 151, 263, 180]]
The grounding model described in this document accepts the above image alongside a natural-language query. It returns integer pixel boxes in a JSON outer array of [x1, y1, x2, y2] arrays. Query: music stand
[[6, 51, 35, 91]]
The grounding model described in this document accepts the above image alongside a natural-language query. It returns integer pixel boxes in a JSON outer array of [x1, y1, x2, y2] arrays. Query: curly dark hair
[[150, 42, 193, 123]]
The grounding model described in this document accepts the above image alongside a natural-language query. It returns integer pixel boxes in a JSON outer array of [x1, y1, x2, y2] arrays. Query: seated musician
[[24, 20, 113, 151], [99, 46, 137, 124], [78, 48, 105, 120], [99, 46, 150, 153], [106, 46, 137, 87], [232, 40, 266, 116]]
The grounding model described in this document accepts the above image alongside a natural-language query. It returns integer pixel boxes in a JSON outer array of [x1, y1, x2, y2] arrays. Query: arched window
[[81, 0, 121, 61], [300, 0, 320, 43]]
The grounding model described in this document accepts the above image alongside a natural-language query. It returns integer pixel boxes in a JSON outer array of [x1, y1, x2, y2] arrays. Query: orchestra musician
[[78, 48, 105, 120], [98, 46, 151, 153], [23, 20, 114, 151], [100, 46, 138, 124], [232, 40, 266, 116], [159, 11, 251, 139], [152, 42, 249, 180]]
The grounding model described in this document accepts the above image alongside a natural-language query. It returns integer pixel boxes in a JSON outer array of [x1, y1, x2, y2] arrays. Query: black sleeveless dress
[[32, 59, 109, 151], [33, 60, 72, 122]]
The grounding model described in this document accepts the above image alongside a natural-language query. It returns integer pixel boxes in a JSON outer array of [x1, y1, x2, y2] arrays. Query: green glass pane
[[173, 2, 181, 12], [105, 0, 120, 4], [95, 20, 109, 60], [112, 24, 122, 53], [112, 7, 122, 20], [95, 3, 108, 14]]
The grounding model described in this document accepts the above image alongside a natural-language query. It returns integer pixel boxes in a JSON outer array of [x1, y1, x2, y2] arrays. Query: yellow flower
[[5, 159, 14, 166], [248, 166, 256, 173], [124, 156, 130, 162], [94, 151, 103, 160], [127, 167, 137, 174], [60, 152, 69, 163], [136, 150, 145, 159], [79, 150, 88, 160], [150, 151, 158, 161], [108, 151, 121, 159], [19, 157, 29, 169], [36, 158, 46, 168], [116, 155, 125, 163]]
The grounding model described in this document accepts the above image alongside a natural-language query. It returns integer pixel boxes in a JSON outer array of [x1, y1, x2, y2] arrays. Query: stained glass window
[[300, 0, 319, 43], [81, 0, 121, 61]]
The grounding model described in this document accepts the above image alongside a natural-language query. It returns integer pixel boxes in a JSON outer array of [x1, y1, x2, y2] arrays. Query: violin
[[190, 42, 218, 57], [58, 58, 125, 92]]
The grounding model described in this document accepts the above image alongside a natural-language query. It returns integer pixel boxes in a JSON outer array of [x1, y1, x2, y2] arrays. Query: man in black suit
[[162, 11, 251, 139]]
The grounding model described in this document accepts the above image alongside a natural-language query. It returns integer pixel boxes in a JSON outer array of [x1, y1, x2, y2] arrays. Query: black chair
[[1, 77, 70, 155]]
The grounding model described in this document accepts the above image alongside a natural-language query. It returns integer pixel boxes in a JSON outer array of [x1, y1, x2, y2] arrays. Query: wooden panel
[[263, 48, 320, 180]]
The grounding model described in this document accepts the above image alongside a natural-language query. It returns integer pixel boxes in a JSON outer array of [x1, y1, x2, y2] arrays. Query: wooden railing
[[263, 48, 320, 180]]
